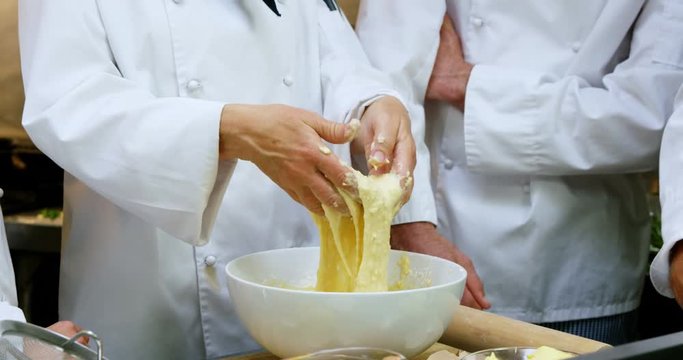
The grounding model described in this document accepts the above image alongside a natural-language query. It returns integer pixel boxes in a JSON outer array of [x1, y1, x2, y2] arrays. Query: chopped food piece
[[527, 346, 575, 360], [484, 352, 500, 360], [38, 208, 62, 220], [426, 350, 461, 360]]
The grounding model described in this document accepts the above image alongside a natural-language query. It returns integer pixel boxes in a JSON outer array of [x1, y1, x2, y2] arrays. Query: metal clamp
[[62, 330, 103, 360]]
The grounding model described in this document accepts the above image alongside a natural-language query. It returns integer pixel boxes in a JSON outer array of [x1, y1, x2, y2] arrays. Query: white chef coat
[[651, 86, 683, 297], [18, 1, 434, 359], [0, 189, 26, 323], [357, 0, 683, 323]]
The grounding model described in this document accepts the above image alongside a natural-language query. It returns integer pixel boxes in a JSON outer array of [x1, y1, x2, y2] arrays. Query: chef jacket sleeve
[[18, 0, 233, 246], [0, 303, 25, 323], [317, 2, 437, 225], [463, 0, 683, 176], [353, 0, 448, 225], [650, 86, 683, 298]]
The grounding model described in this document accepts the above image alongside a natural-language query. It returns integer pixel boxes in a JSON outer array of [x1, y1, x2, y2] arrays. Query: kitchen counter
[[5, 211, 62, 253], [222, 343, 464, 360], [221, 306, 611, 360]]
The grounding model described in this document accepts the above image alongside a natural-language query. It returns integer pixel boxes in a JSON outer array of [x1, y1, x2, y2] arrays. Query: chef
[[356, 0, 683, 344], [0, 188, 83, 339], [651, 85, 683, 308], [18, 0, 439, 359]]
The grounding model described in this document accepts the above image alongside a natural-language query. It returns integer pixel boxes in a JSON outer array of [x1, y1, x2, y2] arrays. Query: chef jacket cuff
[[463, 64, 543, 174], [0, 302, 26, 322], [344, 91, 407, 124], [195, 158, 237, 247], [650, 189, 683, 298], [168, 100, 236, 246]]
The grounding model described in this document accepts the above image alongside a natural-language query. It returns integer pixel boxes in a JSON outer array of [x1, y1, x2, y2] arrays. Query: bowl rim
[[224, 246, 467, 296], [462, 346, 579, 359]]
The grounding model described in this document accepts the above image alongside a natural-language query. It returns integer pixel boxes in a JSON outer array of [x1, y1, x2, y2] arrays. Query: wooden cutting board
[[441, 306, 611, 354], [221, 343, 465, 360]]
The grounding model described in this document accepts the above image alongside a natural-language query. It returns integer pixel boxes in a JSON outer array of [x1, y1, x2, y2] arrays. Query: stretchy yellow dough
[[313, 170, 403, 292]]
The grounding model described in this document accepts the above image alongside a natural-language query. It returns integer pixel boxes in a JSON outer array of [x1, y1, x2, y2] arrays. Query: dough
[[313, 170, 403, 292]]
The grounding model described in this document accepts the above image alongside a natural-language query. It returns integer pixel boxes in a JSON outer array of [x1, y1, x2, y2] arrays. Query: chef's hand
[[670, 240, 683, 308], [219, 104, 357, 215], [48, 321, 88, 345], [391, 222, 491, 310], [352, 96, 416, 203], [426, 15, 473, 112]]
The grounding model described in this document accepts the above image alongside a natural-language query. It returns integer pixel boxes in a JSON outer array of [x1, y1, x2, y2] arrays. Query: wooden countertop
[[222, 343, 465, 360]]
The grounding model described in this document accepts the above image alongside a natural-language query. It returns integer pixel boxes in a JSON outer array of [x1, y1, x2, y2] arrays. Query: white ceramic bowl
[[225, 247, 466, 358]]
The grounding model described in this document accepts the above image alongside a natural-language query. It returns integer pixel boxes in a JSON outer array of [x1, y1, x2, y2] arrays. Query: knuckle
[[298, 146, 319, 163], [301, 195, 323, 214]]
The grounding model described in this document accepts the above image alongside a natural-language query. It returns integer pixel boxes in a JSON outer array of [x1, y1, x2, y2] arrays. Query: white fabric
[[357, 0, 683, 323], [651, 86, 683, 298], [0, 191, 26, 323], [18, 1, 428, 358]]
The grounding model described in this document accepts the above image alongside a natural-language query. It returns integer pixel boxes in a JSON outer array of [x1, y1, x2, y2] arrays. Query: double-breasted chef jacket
[[18, 0, 435, 358], [356, 0, 683, 324]]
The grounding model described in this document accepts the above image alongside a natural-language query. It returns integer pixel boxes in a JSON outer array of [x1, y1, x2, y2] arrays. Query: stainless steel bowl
[[461, 347, 576, 360]]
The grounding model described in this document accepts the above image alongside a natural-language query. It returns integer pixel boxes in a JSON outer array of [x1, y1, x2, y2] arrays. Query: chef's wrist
[[218, 104, 249, 161], [390, 221, 437, 249], [671, 240, 683, 264]]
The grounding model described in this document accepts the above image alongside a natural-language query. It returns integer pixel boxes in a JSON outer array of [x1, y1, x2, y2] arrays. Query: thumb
[[367, 133, 396, 175], [305, 116, 359, 145]]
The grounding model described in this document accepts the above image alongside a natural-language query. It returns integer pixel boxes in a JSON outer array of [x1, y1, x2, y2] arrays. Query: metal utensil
[[0, 320, 104, 360], [461, 346, 577, 360]]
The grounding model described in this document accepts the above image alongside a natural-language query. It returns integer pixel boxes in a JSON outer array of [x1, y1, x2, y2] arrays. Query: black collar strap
[[262, 0, 337, 16], [262, 0, 281, 16]]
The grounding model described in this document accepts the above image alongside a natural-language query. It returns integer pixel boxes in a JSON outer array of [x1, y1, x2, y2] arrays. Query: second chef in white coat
[[357, 0, 683, 344], [18, 0, 437, 358]]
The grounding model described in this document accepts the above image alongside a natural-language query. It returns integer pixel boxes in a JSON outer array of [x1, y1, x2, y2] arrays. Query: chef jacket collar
[[262, 0, 338, 17]]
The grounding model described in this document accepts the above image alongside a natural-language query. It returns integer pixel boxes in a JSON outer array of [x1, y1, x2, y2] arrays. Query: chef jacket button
[[204, 255, 217, 267], [443, 158, 454, 170], [471, 16, 484, 28], [571, 41, 582, 53], [283, 75, 294, 87], [186, 79, 202, 92]]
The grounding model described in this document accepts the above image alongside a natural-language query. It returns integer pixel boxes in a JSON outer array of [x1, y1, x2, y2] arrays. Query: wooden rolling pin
[[440, 305, 612, 354]]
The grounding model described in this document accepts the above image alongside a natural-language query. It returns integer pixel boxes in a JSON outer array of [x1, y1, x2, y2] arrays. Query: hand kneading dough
[[313, 170, 403, 292]]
